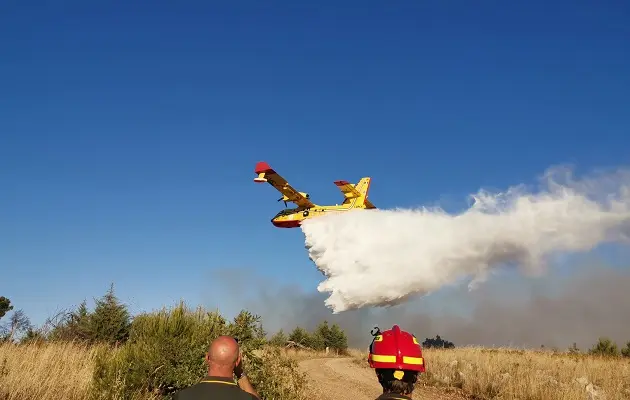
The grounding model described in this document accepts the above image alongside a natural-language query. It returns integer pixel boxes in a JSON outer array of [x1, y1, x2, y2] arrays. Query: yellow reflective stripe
[[372, 355, 424, 365], [371, 354, 396, 362], [412, 336, 419, 344], [402, 356, 423, 365], [200, 380, 236, 385]]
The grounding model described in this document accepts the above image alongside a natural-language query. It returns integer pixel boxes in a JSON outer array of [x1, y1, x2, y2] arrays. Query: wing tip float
[[254, 161, 274, 182]]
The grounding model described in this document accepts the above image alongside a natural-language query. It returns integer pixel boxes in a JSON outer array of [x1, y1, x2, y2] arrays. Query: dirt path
[[298, 358, 467, 400]]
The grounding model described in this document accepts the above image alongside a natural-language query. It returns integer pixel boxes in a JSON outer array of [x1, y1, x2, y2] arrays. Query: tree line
[[420, 334, 630, 357], [267, 322, 349, 354], [1, 285, 134, 346], [0, 287, 349, 353], [567, 338, 630, 357], [0, 286, 351, 400], [422, 335, 455, 349], [2, 289, 629, 360], [1, 286, 313, 399]]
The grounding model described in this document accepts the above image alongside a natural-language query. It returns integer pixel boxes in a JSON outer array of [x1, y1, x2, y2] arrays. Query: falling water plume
[[300, 166, 630, 313]]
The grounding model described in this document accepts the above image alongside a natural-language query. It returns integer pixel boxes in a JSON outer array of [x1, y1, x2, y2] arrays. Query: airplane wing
[[254, 161, 316, 208], [334, 180, 363, 200]]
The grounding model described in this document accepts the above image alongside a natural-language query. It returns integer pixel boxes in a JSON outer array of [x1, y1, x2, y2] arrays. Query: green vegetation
[[588, 337, 618, 356], [90, 304, 277, 399], [2, 288, 630, 400], [0, 288, 310, 400], [281, 321, 348, 353], [0, 296, 13, 320]]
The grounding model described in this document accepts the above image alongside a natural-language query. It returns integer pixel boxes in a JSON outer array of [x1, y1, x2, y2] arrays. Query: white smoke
[[301, 165, 630, 313]]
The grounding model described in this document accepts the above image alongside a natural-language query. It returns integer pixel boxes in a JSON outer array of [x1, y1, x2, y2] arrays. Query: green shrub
[[47, 285, 131, 345], [268, 329, 288, 346], [244, 347, 308, 400], [90, 302, 306, 400], [285, 322, 348, 353], [588, 337, 619, 357]]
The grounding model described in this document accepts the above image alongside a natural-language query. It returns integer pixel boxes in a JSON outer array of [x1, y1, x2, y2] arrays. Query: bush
[[313, 321, 348, 353], [87, 285, 132, 345], [284, 322, 348, 353], [91, 302, 306, 400], [0, 297, 13, 320], [287, 326, 311, 347], [245, 347, 308, 400], [268, 329, 288, 346], [588, 337, 619, 357], [422, 335, 455, 349], [47, 285, 131, 345]]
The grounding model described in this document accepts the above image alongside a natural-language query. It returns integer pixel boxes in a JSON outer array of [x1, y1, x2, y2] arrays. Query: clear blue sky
[[2, 1, 629, 326]]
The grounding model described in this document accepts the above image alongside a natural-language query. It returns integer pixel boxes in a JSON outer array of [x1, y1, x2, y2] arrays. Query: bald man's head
[[206, 336, 241, 375]]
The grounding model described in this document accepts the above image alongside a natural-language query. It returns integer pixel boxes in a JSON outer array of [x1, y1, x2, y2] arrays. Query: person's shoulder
[[243, 392, 260, 400], [229, 387, 259, 400], [172, 382, 215, 399], [221, 386, 259, 400], [172, 379, 258, 400], [172, 384, 197, 399]]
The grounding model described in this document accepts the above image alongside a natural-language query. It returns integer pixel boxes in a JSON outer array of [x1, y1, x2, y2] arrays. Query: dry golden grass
[[352, 346, 630, 399], [0, 342, 308, 400], [5, 340, 630, 400], [0, 341, 103, 400]]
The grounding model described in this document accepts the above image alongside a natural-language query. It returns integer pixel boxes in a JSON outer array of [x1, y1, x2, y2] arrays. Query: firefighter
[[368, 325, 426, 400]]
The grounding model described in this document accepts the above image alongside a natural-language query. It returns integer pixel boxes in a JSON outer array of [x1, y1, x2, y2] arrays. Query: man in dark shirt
[[173, 335, 260, 399]]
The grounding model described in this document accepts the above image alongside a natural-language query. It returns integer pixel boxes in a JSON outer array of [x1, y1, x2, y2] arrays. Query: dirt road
[[299, 358, 466, 400]]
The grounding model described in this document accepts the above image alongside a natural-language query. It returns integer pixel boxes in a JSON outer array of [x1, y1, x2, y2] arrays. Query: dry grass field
[[0, 341, 103, 400], [2, 341, 630, 400], [351, 347, 630, 399], [0, 342, 307, 400]]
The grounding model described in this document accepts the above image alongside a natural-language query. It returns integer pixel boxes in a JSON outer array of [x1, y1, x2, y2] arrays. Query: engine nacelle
[[299, 191, 310, 199]]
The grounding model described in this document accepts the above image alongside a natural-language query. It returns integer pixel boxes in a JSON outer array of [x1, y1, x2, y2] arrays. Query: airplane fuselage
[[271, 204, 370, 228]]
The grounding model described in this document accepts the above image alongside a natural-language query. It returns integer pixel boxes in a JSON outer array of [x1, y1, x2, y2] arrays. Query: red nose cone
[[272, 219, 301, 228]]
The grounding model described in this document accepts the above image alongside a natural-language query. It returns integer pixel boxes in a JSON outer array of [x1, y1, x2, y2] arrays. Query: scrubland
[[0, 299, 311, 400], [0, 341, 308, 400], [2, 290, 628, 400], [3, 341, 629, 400]]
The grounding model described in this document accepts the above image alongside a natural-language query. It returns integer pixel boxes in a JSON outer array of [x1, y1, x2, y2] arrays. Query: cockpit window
[[274, 209, 299, 218]]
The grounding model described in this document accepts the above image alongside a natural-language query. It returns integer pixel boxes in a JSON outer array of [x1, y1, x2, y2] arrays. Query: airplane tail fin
[[356, 177, 376, 209], [334, 177, 376, 209]]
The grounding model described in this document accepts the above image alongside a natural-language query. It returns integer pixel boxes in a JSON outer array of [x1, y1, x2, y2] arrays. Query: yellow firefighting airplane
[[253, 161, 377, 228]]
